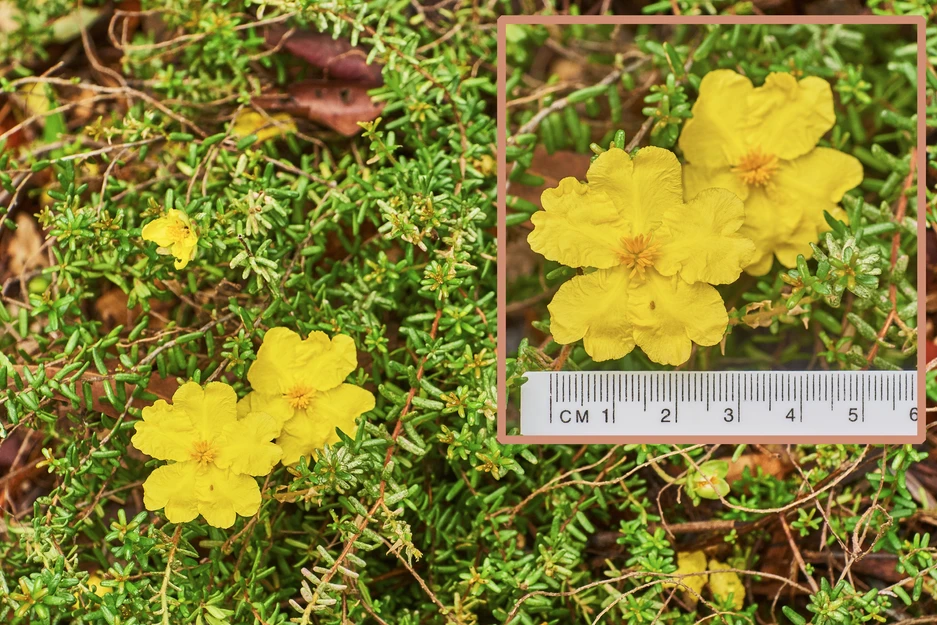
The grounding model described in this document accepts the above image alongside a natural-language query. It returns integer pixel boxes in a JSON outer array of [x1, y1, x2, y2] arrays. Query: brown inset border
[[496, 14, 927, 444]]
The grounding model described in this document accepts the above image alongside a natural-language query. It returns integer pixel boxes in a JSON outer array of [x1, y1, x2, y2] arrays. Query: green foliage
[[2, 0, 498, 623], [0, 4, 935, 625]]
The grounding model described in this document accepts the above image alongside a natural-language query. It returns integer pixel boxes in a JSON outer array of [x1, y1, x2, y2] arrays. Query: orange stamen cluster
[[731, 148, 779, 186], [190, 440, 217, 465], [167, 220, 192, 243], [619, 233, 661, 278], [285, 386, 317, 410]]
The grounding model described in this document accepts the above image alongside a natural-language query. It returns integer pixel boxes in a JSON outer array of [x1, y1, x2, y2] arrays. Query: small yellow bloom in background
[[664, 551, 708, 600], [528, 147, 755, 366], [242, 327, 376, 465], [141, 209, 198, 269], [74, 571, 112, 608], [132, 382, 282, 529], [232, 110, 297, 143], [679, 69, 864, 276], [708, 558, 746, 610], [664, 552, 747, 610]]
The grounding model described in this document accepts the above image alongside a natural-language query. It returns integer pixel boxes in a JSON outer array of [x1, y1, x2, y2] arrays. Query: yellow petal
[[682, 162, 749, 204], [657, 188, 755, 285], [215, 411, 282, 476], [171, 382, 238, 439], [247, 328, 358, 396], [172, 249, 192, 269], [236, 393, 254, 419], [774, 147, 863, 229], [142, 462, 201, 523], [171, 238, 197, 269], [142, 210, 198, 269], [664, 551, 708, 598], [708, 559, 746, 610], [237, 391, 294, 427], [738, 153, 853, 275], [582, 145, 634, 199], [762, 149, 860, 269], [743, 247, 776, 277], [141, 216, 175, 248], [170, 208, 192, 229], [142, 210, 188, 246], [277, 384, 375, 465], [85, 572, 112, 599], [774, 217, 822, 269], [628, 147, 684, 234], [736, 186, 803, 276], [247, 327, 307, 394], [232, 110, 296, 142], [628, 271, 727, 366], [529, 148, 684, 269], [302, 332, 358, 392], [528, 177, 631, 269], [196, 465, 262, 529], [746, 73, 835, 161], [132, 400, 198, 462], [275, 432, 313, 467], [19, 82, 52, 118], [679, 69, 753, 168], [546, 266, 635, 362]]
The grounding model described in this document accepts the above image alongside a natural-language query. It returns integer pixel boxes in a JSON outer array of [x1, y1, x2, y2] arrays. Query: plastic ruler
[[519, 371, 919, 438]]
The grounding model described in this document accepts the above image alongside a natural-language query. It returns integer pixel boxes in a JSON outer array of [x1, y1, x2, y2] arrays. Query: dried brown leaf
[[725, 452, 792, 484], [739, 300, 776, 328], [94, 288, 140, 331], [254, 81, 384, 137], [4, 213, 45, 276], [510, 146, 592, 210], [264, 25, 383, 85]]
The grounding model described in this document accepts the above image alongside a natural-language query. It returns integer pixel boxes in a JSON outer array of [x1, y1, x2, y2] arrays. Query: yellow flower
[[664, 551, 708, 599], [708, 558, 746, 610], [232, 110, 296, 142], [679, 70, 863, 275], [141, 209, 198, 269], [242, 327, 375, 465], [74, 571, 112, 608], [132, 382, 282, 529], [663, 552, 747, 610], [528, 147, 755, 366]]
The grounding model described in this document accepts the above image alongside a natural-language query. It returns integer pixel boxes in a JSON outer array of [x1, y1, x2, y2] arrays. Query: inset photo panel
[[497, 16, 926, 444]]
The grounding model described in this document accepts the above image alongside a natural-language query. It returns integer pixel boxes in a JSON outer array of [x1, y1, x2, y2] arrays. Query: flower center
[[285, 386, 317, 410], [168, 221, 192, 243], [731, 148, 779, 186], [190, 439, 217, 465], [619, 233, 661, 278]]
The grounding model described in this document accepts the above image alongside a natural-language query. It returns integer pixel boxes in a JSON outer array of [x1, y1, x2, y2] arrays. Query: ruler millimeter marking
[[520, 371, 918, 438]]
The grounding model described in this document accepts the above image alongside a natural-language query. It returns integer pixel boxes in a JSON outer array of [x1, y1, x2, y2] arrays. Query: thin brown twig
[[508, 64, 627, 145], [865, 147, 916, 366], [780, 515, 820, 594], [300, 308, 444, 610], [379, 536, 459, 624], [155, 525, 184, 625], [551, 344, 573, 371]]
